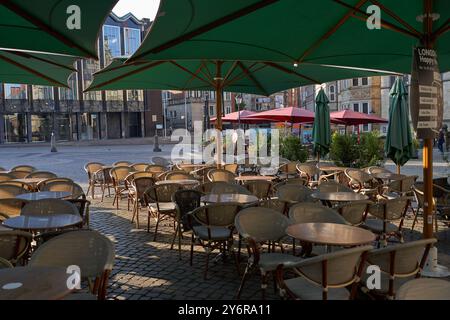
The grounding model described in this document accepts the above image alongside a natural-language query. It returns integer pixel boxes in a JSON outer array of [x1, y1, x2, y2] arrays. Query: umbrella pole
[[215, 61, 224, 168], [396, 164, 401, 175]]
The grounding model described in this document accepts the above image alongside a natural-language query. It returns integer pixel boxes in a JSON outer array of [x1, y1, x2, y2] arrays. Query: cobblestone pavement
[[88, 194, 450, 301]]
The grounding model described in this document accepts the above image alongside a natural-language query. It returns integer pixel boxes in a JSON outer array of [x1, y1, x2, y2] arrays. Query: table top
[[0, 266, 72, 300], [156, 179, 200, 186], [201, 193, 258, 204], [371, 172, 405, 180], [16, 191, 72, 201], [235, 175, 276, 182], [317, 166, 347, 172], [396, 278, 450, 300], [3, 214, 82, 231], [13, 178, 46, 184], [311, 192, 369, 202], [286, 223, 376, 247]]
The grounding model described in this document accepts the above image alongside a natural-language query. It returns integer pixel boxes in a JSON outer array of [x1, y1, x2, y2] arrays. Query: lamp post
[[203, 91, 210, 131], [235, 94, 243, 130]]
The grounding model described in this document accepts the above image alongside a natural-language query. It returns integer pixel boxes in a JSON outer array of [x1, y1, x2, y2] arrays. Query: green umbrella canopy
[[385, 77, 415, 167], [0, 50, 76, 87], [87, 58, 386, 95], [129, 0, 449, 73], [312, 88, 331, 157], [0, 0, 119, 59]]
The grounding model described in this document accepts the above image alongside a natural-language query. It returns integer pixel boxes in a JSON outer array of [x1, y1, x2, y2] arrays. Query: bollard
[[153, 134, 162, 152], [50, 132, 58, 153]]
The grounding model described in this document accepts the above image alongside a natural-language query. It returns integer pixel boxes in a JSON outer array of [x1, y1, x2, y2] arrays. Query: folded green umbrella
[[385, 77, 415, 170], [0, 49, 76, 87], [0, 0, 118, 58], [312, 88, 331, 158]]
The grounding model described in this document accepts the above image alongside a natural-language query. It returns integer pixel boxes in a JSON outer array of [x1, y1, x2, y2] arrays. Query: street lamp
[[203, 92, 210, 131], [235, 94, 243, 130]]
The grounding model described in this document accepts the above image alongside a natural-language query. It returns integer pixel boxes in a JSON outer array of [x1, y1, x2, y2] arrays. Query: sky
[[113, 0, 160, 20]]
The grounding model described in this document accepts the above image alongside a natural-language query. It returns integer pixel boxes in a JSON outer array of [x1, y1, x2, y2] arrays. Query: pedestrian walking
[[438, 127, 445, 153]]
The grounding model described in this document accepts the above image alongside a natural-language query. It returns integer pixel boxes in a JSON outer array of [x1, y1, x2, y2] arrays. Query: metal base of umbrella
[[421, 246, 450, 278], [153, 134, 162, 152]]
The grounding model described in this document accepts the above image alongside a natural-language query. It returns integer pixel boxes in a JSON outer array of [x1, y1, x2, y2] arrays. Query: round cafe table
[[0, 266, 72, 300], [16, 191, 71, 201], [286, 223, 376, 247], [235, 175, 276, 183], [371, 172, 405, 181], [2, 214, 82, 231], [311, 191, 369, 202], [396, 278, 450, 300], [201, 193, 258, 205]]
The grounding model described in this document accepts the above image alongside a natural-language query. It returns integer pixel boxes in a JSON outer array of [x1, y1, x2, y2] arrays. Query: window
[[4, 113, 27, 142], [361, 77, 369, 86], [32, 86, 53, 100], [60, 73, 78, 100], [209, 105, 215, 116], [4, 84, 27, 99], [352, 78, 359, 86], [103, 25, 121, 65], [82, 60, 102, 101], [353, 103, 359, 112], [328, 85, 335, 102], [105, 90, 123, 101], [127, 90, 143, 102], [225, 105, 231, 114], [124, 28, 141, 56]]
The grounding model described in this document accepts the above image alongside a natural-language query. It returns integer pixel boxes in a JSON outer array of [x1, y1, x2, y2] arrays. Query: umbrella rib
[[6, 50, 77, 72], [224, 63, 267, 88], [333, 0, 422, 39], [432, 18, 449, 40], [181, 61, 209, 90], [263, 62, 321, 84], [368, 0, 422, 37], [1, 0, 97, 59], [170, 61, 215, 87], [295, 0, 369, 64], [94, 61, 148, 75], [222, 61, 239, 83], [0, 52, 69, 87], [235, 61, 269, 96], [86, 60, 166, 91], [128, 0, 279, 62]]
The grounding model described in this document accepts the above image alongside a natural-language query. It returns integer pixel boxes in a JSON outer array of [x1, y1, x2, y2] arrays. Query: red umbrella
[[211, 110, 258, 123], [330, 109, 388, 126], [244, 107, 315, 124]]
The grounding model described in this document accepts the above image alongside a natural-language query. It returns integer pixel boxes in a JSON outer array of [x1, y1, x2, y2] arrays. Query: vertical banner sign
[[410, 47, 443, 139]]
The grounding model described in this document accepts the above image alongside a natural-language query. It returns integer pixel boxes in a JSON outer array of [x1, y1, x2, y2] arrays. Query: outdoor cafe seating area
[[1, 158, 449, 300]]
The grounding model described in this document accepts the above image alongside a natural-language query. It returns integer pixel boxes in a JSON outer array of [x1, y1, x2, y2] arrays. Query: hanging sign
[[410, 47, 443, 139]]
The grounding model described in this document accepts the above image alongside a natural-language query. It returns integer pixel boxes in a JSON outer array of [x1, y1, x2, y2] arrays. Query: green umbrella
[[0, 0, 118, 58], [127, 0, 449, 73], [312, 88, 331, 160], [87, 58, 384, 130], [385, 77, 415, 173], [0, 49, 76, 87]]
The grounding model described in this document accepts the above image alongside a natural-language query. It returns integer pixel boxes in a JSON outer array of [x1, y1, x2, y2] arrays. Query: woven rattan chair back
[[368, 197, 409, 221], [37, 178, 74, 190], [8, 171, 31, 179], [152, 157, 171, 167], [224, 164, 239, 174], [131, 163, 150, 172], [0, 257, 13, 269], [113, 161, 131, 167], [244, 180, 272, 199], [336, 200, 371, 226], [0, 230, 32, 264], [191, 204, 240, 228], [84, 162, 104, 179], [25, 171, 57, 179], [146, 165, 167, 175], [40, 181, 85, 199], [318, 181, 353, 193], [166, 171, 195, 181], [0, 198, 29, 218], [276, 184, 314, 203], [0, 185, 29, 199], [11, 165, 36, 173], [0, 173, 14, 182], [289, 202, 347, 224], [208, 169, 237, 183], [172, 189, 202, 230], [236, 207, 290, 242]]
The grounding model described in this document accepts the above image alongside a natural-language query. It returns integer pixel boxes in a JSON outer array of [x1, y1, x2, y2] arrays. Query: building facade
[[0, 13, 163, 144]]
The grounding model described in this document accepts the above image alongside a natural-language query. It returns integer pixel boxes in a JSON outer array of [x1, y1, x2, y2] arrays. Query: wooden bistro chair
[[130, 176, 156, 228], [84, 162, 105, 198], [110, 166, 133, 210], [11, 165, 36, 173], [0, 230, 32, 266]]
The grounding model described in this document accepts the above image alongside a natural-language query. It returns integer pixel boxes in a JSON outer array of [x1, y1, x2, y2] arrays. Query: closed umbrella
[[385, 77, 415, 174], [312, 88, 331, 160]]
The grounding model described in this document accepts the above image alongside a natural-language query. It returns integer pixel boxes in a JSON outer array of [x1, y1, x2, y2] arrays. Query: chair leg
[[87, 184, 91, 198], [136, 205, 140, 229], [153, 212, 161, 241], [101, 184, 105, 202], [170, 224, 179, 250], [204, 249, 210, 280], [236, 263, 251, 299], [178, 228, 183, 260], [147, 210, 151, 233], [261, 272, 267, 300], [190, 233, 195, 266]]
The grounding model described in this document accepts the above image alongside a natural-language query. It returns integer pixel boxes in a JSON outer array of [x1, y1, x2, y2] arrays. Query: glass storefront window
[[4, 84, 27, 99], [57, 114, 71, 141], [4, 114, 27, 143], [60, 73, 78, 100], [103, 25, 121, 66], [32, 86, 53, 100], [31, 114, 52, 142], [80, 113, 99, 140], [82, 60, 102, 101], [124, 28, 141, 56], [127, 89, 144, 101], [106, 90, 124, 101]]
